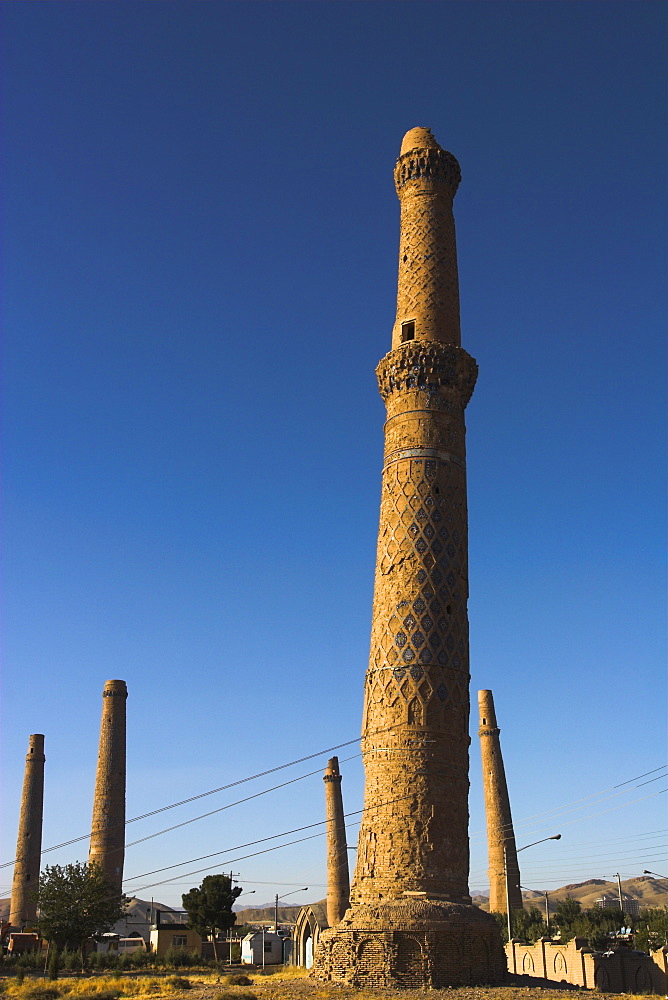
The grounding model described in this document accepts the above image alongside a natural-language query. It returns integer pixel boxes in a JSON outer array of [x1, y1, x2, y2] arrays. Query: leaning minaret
[[324, 757, 350, 927], [89, 679, 127, 894], [9, 734, 46, 928], [478, 690, 522, 913], [313, 128, 504, 988]]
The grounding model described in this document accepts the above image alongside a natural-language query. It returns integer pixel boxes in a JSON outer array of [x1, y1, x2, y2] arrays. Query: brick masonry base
[[312, 899, 506, 988]]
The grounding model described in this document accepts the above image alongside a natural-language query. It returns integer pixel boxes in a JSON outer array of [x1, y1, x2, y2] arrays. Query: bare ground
[[189, 969, 650, 1000]]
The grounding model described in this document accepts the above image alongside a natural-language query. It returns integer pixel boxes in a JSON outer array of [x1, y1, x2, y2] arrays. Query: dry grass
[[3, 977, 212, 1000], [1, 971, 653, 1000]]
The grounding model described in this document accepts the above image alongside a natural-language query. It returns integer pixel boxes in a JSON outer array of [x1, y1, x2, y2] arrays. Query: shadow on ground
[[507, 973, 583, 991]]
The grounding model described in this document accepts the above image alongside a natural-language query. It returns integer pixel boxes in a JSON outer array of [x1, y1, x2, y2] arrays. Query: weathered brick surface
[[89, 679, 127, 893], [478, 690, 522, 914], [9, 734, 45, 928], [312, 128, 504, 987], [324, 757, 350, 927]]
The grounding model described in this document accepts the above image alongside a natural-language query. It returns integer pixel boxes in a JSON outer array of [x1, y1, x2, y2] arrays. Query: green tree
[[182, 874, 242, 960], [552, 896, 582, 943], [634, 907, 668, 954], [37, 861, 128, 971], [515, 906, 548, 943], [491, 907, 546, 945], [572, 906, 624, 951]]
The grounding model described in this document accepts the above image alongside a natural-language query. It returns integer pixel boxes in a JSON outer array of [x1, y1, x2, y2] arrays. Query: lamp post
[[506, 834, 561, 942], [643, 870, 668, 879], [273, 887, 308, 934]]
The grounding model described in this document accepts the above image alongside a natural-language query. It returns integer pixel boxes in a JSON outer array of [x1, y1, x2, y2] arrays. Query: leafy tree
[[491, 907, 546, 944], [515, 906, 548, 943], [552, 896, 582, 942], [37, 861, 128, 970], [182, 874, 242, 960], [573, 906, 624, 951], [634, 907, 668, 954]]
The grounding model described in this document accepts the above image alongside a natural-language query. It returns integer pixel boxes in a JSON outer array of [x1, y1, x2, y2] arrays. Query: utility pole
[[508, 835, 561, 943], [544, 892, 550, 935], [274, 894, 279, 934]]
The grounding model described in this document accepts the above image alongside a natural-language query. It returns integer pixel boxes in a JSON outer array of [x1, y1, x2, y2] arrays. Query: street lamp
[[273, 888, 308, 936], [505, 834, 561, 943], [643, 870, 668, 879]]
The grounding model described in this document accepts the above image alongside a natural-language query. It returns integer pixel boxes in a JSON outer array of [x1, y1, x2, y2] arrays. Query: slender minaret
[[478, 690, 522, 914], [9, 734, 46, 928], [313, 128, 504, 988], [324, 757, 350, 927], [89, 680, 127, 894]]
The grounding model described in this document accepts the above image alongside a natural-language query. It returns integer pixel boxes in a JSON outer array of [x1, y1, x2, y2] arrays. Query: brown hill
[[520, 876, 667, 913], [473, 877, 666, 913], [234, 900, 326, 928]]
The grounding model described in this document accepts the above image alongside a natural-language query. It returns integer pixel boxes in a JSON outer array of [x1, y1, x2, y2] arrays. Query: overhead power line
[[0, 730, 385, 869], [470, 766, 667, 842], [123, 793, 410, 884]]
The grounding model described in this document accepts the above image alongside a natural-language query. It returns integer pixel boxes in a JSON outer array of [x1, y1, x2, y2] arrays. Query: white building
[[241, 931, 284, 966]]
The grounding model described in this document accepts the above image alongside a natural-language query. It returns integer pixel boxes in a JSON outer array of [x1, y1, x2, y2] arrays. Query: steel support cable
[[469, 847, 668, 882], [470, 850, 666, 878], [137, 789, 665, 899], [469, 789, 667, 885], [128, 818, 363, 897], [123, 794, 408, 883], [468, 845, 668, 880], [2, 742, 661, 870], [0, 730, 392, 869], [469, 770, 667, 842]]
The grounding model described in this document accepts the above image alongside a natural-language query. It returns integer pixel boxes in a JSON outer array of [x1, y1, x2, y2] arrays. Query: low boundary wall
[[506, 938, 667, 993]]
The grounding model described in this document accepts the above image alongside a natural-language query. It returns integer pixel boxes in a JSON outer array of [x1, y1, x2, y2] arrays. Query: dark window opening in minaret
[[402, 321, 415, 342], [482, 718, 486, 725]]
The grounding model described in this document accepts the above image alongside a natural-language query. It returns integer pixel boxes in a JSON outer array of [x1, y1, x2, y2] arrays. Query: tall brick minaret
[[313, 128, 504, 988], [478, 689, 522, 914], [89, 680, 127, 894], [324, 757, 350, 927], [9, 734, 45, 928]]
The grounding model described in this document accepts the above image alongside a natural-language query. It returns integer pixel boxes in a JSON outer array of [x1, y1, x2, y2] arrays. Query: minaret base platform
[[312, 899, 506, 988]]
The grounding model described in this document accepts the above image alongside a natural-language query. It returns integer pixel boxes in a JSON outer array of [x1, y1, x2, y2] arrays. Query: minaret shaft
[[478, 690, 522, 913], [324, 757, 350, 927], [89, 679, 127, 893], [352, 130, 475, 907], [9, 734, 45, 928], [313, 128, 504, 988]]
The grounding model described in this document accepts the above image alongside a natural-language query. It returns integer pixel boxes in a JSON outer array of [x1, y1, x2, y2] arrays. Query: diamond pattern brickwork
[[312, 128, 505, 988]]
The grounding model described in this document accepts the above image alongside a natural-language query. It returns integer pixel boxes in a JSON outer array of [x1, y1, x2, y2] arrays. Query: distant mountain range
[[472, 876, 667, 912]]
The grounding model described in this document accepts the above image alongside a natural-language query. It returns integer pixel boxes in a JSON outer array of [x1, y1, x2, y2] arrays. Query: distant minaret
[[9, 734, 46, 928], [323, 757, 350, 927], [89, 680, 127, 894], [478, 690, 522, 914]]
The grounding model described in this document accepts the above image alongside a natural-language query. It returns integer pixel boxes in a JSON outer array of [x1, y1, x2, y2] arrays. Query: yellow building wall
[[150, 928, 202, 957]]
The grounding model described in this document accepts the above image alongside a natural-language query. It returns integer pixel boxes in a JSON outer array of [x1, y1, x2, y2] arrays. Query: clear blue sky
[[2, 2, 665, 909]]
